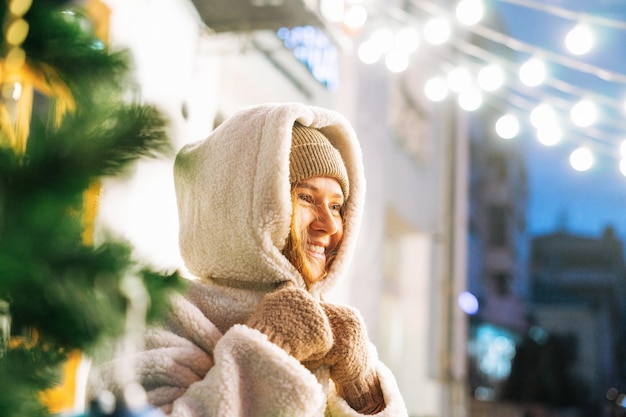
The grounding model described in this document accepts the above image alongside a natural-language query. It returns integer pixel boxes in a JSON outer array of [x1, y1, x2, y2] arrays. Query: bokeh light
[[424, 17, 450, 45], [458, 87, 482, 111], [519, 57, 547, 87], [620, 159, 626, 176], [565, 23, 594, 55], [530, 103, 557, 129], [536, 124, 562, 146], [320, 0, 344, 23], [458, 291, 479, 315], [456, 0, 484, 26], [478, 64, 504, 91], [447, 66, 471, 93], [358, 40, 381, 64], [385, 49, 409, 73], [495, 114, 520, 139], [395, 26, 420, 54], [343, 4, 368, 31], [570, 146, 593, 171], [424, 77, 448, 101], [369, 27, 394, 53], [570, 99, 597, 127]]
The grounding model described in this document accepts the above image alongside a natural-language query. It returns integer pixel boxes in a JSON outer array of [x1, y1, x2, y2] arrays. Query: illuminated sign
[[277, 26, 339, 91]]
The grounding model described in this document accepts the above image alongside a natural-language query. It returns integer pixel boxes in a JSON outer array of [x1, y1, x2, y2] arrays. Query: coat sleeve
[[168, 324, 327, 417], [102, 293, 327, 417]]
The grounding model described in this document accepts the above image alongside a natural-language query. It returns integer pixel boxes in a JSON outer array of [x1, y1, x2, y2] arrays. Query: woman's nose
[[312, 206, 339, 235]]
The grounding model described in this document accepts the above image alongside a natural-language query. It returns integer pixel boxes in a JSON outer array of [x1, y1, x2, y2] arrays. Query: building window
[[488, 205, 509, 247], [491, 272, 512, 296], [488, 153, 508, 182]]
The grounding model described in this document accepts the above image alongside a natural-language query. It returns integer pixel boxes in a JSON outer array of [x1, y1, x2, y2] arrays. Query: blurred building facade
[[465, 103, 531, 416], [528, 227, 626, 415], [446, 7, 532, 417], [97, 0, 472, 416]]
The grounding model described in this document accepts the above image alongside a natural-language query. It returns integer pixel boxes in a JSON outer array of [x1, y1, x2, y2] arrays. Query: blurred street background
[[95, 0, 626, 416], [5, 0, 626, 416]]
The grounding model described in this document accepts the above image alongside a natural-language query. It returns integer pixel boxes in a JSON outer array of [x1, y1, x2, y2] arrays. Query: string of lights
[[468, 23, 626, 85], [453, 37, 625, 116], [436, 72, 618, 155], [408, 0, 626, 85], [430, 50, 624, 155], [450, 33, 626, 139], [350, 0, 626, 174]]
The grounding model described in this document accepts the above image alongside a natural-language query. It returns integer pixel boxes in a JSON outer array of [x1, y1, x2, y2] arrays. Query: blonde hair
[[282, 187, 342, 289]]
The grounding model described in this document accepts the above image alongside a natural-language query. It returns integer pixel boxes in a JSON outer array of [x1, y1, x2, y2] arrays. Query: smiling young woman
[[281, 122, 349, 289], [92, 103, 408, 417], [284, 177, 345, 288]]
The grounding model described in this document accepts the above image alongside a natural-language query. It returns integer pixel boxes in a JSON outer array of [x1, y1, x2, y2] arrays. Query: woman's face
[[292, 176, 345, 284]]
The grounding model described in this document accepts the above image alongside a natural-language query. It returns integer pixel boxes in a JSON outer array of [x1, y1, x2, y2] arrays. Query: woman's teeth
[[308, 244, 325, 255]]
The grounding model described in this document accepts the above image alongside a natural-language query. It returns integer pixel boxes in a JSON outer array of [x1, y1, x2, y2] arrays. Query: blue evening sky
[[494, 0, 626, 239]]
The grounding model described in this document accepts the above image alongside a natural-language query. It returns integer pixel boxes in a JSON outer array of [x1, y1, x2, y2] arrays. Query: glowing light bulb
[[570, 146, 593, 171], [456, 0, 484, 26], [458, 87, 482, 111], [447, 67, 471, 93], [369, 28, 394, 54], [530, 103, 557, 129], [478, 64, 504, 91], [570, 99, 597, 127], [519, 58, 547, 87], [320, 0, 345, 23], [424, 77, 448, 101], [536, 124, 562, 146], [395, 26, 420, 54], [358, 41, 381, 64], [620, 159, 626, 176], [424, 18, 450, 45], [565, 24, 594, 55], [496, 114, 520, 139], [343, 4, 368, 31], [385, 49, 409, 73]]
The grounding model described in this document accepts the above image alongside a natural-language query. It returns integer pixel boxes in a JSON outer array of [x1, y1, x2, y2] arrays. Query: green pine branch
[[0, 1, 188, 416]]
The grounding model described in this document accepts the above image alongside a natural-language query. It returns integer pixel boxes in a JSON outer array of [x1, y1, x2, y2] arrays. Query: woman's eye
[[297, 193, 314, 204], [330, 203, 343, 213]]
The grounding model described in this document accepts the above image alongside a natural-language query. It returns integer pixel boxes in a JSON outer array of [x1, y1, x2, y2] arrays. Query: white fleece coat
[[99, 103, 408, 417]]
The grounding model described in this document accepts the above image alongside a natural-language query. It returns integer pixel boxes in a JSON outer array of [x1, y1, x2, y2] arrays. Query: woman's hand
[[306, 303, 386, 415], [246, 282, 333, 362]]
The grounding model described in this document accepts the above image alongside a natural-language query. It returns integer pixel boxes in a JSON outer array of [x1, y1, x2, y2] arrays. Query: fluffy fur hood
[[174, 103, 365, 297]]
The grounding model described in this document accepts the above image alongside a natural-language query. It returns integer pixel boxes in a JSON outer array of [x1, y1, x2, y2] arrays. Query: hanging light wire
[[451, 37, 626, 132], [398, 40, 624, 159], [409, 0, 626, 85], [376, 0, 626, 167], [469, 24, 626, 84], [484, 89, 620, 157], [425, 45, 626, 157], [406, 0, 626, 144], [452, 54, 626, 148], [493, 0, 626, 31], [422, 43, 625, 151]]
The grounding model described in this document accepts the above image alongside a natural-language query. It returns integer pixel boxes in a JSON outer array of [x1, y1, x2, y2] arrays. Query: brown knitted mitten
[[246, 282, 333, 362], [307, 303, 385, 415]]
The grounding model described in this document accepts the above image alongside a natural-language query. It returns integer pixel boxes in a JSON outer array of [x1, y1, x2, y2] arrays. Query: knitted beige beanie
[[290, 123, 350, 200]]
